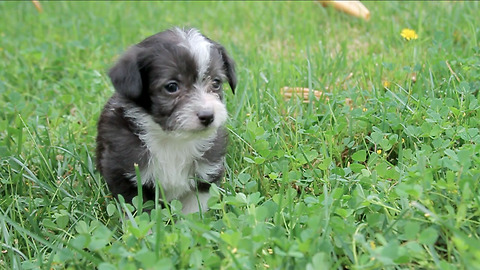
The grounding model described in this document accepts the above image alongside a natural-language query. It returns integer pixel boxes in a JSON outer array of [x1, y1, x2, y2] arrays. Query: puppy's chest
[[138, 133, 213, 200]]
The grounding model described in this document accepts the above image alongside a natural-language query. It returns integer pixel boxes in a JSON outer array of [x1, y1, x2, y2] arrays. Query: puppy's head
[[108, 28, 236, 135]]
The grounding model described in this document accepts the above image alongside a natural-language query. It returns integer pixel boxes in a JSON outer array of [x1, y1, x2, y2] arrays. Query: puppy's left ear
[[216, 44, 237, 94]]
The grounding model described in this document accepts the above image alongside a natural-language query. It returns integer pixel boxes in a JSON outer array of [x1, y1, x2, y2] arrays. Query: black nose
[[197, 110, 215, 126]]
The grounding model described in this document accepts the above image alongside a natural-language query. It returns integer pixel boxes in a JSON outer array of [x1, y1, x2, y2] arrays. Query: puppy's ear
[[216, 44, 237, 94], [108, 46, 146, 100]]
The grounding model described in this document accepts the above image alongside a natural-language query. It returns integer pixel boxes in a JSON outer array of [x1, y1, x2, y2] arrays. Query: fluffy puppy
[[96, 28, 236, 214]]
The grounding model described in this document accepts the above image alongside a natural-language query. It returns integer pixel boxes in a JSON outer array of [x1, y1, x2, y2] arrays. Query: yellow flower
[[382, 80, 391, 88], [401, 28, 418, 41], [377, 149, 382, 155]]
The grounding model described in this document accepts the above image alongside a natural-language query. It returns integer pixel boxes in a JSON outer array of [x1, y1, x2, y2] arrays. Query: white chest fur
[[127, 109, 216, 202]]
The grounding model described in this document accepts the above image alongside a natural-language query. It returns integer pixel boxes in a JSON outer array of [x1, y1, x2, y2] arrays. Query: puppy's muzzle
[[197, 110, 215, 126]]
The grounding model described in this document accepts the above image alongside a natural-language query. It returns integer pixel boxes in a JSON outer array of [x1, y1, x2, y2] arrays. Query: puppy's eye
[[211, 79, 222, 91], [164, 82, 179, 93]]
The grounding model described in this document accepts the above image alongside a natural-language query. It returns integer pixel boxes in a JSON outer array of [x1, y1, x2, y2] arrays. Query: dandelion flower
[[382, 80, 391, 88], [401, 28, 418, 41]]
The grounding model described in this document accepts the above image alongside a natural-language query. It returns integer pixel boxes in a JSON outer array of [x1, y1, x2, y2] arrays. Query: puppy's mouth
[[162, 124, 218, 142], [184, 119, 220, 135], [191, 126, 217, 136]]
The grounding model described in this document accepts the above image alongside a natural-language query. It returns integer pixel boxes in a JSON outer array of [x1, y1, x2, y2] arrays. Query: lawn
[[1, 1, 479, 269]]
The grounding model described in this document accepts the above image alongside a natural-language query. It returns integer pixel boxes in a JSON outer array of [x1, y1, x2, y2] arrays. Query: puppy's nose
[[197, 110, 215, 126]]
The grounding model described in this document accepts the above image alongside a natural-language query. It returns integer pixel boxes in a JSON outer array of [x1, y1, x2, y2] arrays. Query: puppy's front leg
[[179, 190, 211, 214]]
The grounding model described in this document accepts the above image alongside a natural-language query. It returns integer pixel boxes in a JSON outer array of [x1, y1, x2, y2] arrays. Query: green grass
[[1, 1, 479, 269]]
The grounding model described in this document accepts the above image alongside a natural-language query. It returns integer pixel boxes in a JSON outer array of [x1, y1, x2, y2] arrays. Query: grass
[[1, 1, 479, 269]]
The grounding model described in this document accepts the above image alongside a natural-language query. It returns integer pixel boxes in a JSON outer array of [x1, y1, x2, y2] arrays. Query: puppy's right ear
[[108, 46, 145, 100]]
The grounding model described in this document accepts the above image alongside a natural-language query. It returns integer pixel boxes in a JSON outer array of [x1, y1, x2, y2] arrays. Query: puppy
[[96, 28, 236, 214]]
